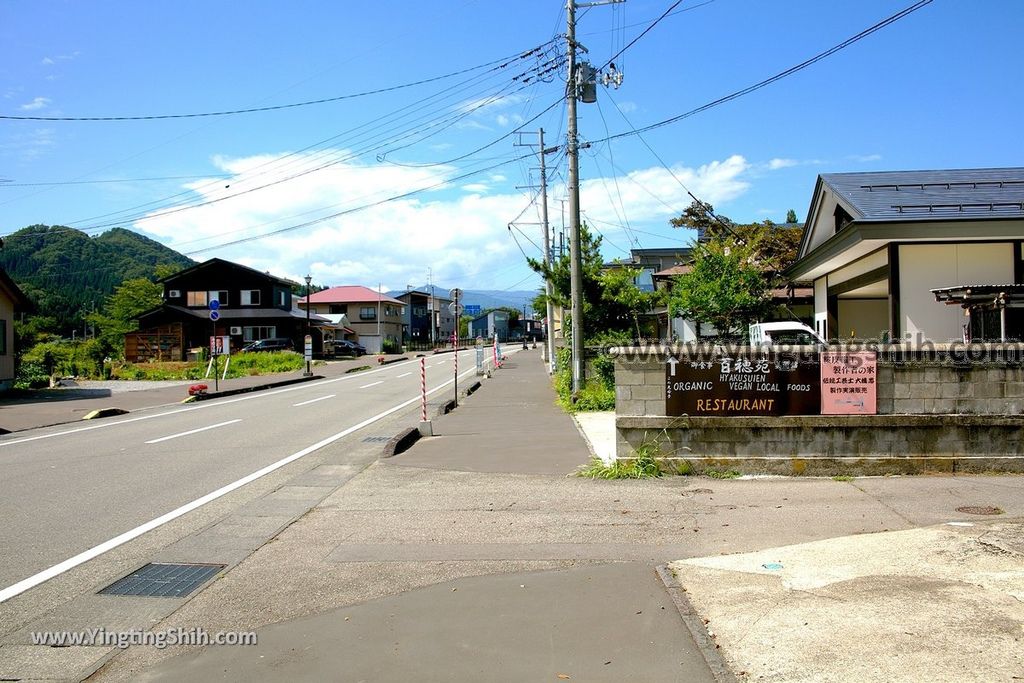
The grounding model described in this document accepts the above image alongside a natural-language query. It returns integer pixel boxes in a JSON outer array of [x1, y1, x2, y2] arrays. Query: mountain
[[0, 225, 195, 334], [389, 285, 539, 316]]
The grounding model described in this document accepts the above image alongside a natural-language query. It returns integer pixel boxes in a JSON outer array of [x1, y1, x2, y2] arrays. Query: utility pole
[[428, 267, 435, 347], [538, 128, 557, 374], [566, 0, 585, 396], [565, 0, 625, 395]]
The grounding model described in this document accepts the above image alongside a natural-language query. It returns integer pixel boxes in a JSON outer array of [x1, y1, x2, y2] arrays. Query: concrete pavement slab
[[133, 562, 715, 683], [669, 520, 1024, 682]]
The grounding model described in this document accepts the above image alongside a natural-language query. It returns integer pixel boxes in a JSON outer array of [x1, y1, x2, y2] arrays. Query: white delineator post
[[418, 356, 432, 436]]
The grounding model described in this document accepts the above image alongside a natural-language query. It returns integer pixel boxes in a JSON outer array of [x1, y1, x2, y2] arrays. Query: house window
[[360, 307, 377, 320], [242, 326, 277, 342], [278, 290, 287, 307], [209, 290, 229, 306], [240, 289, 261, 306], [187, 291, 208, 307], [329, 304, 346, 314]]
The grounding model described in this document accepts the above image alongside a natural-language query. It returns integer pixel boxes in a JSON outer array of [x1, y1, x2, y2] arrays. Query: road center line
[[359, 381, 383, 389], [0, 361, 488, 604], [395, 372, 412, 378], [293, 395, 335, 407], [145, 419, 242, 444]]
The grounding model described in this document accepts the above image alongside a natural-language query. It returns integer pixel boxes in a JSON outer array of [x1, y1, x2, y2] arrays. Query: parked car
[[748, 323, 827, 347], [334, 339, 367, 356], [241, 338, 294, 353]]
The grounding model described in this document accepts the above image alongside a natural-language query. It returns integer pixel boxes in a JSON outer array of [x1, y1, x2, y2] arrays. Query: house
[[391, 289, 454, 344], [0, 268, 32, 389], [300, 286, 404, 352], [786, 167, 1024, 342], [469, 310, 511, 341], [126, 258, 326, 361]]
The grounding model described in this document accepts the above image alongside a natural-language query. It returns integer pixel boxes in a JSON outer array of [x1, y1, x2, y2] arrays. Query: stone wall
[[611, 343, 1024, 474]]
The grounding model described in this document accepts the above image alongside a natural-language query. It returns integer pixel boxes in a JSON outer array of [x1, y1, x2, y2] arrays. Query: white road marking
[[0, 362, 485, 604], [359, 381, 383, 389], [396, 372, 412, 378], [145, 420, 242, 444], [293, 394, 336, 407]]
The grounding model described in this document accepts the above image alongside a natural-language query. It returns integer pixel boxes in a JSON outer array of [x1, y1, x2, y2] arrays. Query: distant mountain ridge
[[387, 285, 537, 316], [0, 225, 196, 334]]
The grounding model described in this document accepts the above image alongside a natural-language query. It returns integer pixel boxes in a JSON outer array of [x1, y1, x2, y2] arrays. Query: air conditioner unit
[[229, 326, 242, 336], [168, 289, 181, 298]]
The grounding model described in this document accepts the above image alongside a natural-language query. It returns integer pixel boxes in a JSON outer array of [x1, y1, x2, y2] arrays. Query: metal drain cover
[[955, 505, 1004, 516], [99, 562, 225, 598], [362, 436, 390, 443]]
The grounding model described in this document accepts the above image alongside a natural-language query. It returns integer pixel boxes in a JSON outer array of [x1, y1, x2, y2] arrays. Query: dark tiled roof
[[821, 167, 1024, 222]]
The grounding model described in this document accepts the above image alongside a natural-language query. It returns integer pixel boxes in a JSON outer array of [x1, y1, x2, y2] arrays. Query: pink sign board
[[820, 351, 877, 415]]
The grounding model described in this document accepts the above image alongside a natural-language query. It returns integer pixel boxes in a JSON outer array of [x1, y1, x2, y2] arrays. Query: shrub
[[382, 338, 401, 354]]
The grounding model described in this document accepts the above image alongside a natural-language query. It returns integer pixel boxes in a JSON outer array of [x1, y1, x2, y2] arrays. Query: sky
[[1, 0, 1022, 298]]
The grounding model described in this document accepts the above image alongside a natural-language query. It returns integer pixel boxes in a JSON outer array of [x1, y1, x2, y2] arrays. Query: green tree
[[666, 238, 774, 336], [87, 277, 163, 355], [671, 200, 804, 272], [527, 223, 637, 340], [786, 208, 798, 224], [598, 264, 661, 339]]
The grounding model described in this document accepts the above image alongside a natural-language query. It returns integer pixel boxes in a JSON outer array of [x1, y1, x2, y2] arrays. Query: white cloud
[[579, 155, 751, 228], [496, 114, 509, 127], [20, 97, 51, 112], [0, 128, 56, 161], [135, 152, 754, 292], [41, 57, 55, 66], [849, 153, 882, 163], [768, 158, 798, 170], [615, 101, 638, 114], [137, 152, 534, 292]]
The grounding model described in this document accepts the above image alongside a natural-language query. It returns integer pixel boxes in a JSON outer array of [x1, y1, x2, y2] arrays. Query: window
[[187, 291, 207, 307], [384, 305, 399, 317], [360, 307, 377, 320], [329, 304, 346, 314], [242, 326, 277, 342], [240, 289, 261, 306], [209, 290, 228, 306], [0, 319, 6, 355], [413, 306, 427, 317], [278, 290, 287, 307]]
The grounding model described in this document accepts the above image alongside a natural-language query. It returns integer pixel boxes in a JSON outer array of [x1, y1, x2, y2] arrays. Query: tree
[[598, 264, 662, 340], [666, 239, 774, 336], [87, 277, 163, 355], [527, 223, 639, 340], [671, 200, 804, 272]]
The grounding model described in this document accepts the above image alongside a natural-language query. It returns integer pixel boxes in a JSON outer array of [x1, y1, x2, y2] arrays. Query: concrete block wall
[[611, 343, 1024, 473]]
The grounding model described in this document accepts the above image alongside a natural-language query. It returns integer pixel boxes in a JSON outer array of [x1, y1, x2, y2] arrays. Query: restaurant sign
[[666, 352, 821, 416]]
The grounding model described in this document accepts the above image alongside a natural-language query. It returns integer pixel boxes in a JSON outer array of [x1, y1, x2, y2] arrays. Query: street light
[[303, 274, 312, 377]]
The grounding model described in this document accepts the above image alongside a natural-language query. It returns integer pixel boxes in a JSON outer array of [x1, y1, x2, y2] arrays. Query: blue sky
[[1, 0, 1021, 296]]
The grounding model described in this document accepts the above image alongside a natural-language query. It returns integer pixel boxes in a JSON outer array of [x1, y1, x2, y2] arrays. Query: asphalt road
[[0, 349, 484, 597]]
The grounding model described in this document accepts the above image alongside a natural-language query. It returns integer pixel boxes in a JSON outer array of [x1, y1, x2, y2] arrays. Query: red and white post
[[418, 356, 432, 436]]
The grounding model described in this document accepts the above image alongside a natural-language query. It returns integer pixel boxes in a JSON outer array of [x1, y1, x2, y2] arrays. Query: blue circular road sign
[[210, 310, 220, 321], [209, 299, 220, 311]]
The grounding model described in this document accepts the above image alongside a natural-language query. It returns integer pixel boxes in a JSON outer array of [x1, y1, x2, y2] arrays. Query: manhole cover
[[362, 436, 390, 443], [955, 506, 1004, 516], [99, 563, 225, 598]]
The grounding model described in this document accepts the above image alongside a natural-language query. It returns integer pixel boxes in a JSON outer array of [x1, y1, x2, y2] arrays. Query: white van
[[749, 322, 827, 346]]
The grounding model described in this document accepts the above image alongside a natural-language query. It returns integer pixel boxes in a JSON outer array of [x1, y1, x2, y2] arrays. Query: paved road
[[0, 349, 485, 597]]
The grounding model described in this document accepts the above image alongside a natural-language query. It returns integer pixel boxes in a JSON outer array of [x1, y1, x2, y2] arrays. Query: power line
[[591, 0, 934, 145], [0, 44, 556, 122]]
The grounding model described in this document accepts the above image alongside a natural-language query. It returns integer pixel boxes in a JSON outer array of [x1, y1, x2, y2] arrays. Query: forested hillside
[[0, 225, 194, 335]]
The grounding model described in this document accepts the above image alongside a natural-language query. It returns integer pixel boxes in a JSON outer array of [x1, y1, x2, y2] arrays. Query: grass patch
[[110, 351, 306, 381], [832, 475, 855, 482], [705, 469, 742, 480], [576, 453, 661, 479]]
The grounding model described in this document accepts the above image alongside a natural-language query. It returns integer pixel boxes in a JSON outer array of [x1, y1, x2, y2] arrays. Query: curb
[[193, 374, 324, 401], [655, 565, 738, 683], [437, 399, 456, 416], [81, 407, 130, 420], [381, 427, 421, 457], [377, 356, 411, 366]]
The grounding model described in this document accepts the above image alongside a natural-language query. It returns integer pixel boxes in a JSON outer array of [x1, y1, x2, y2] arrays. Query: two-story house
[[392, 289, 454, 345], [299, 286, 404, 352], [126, 258, 322, 361], [0, 268, 32, 389]]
